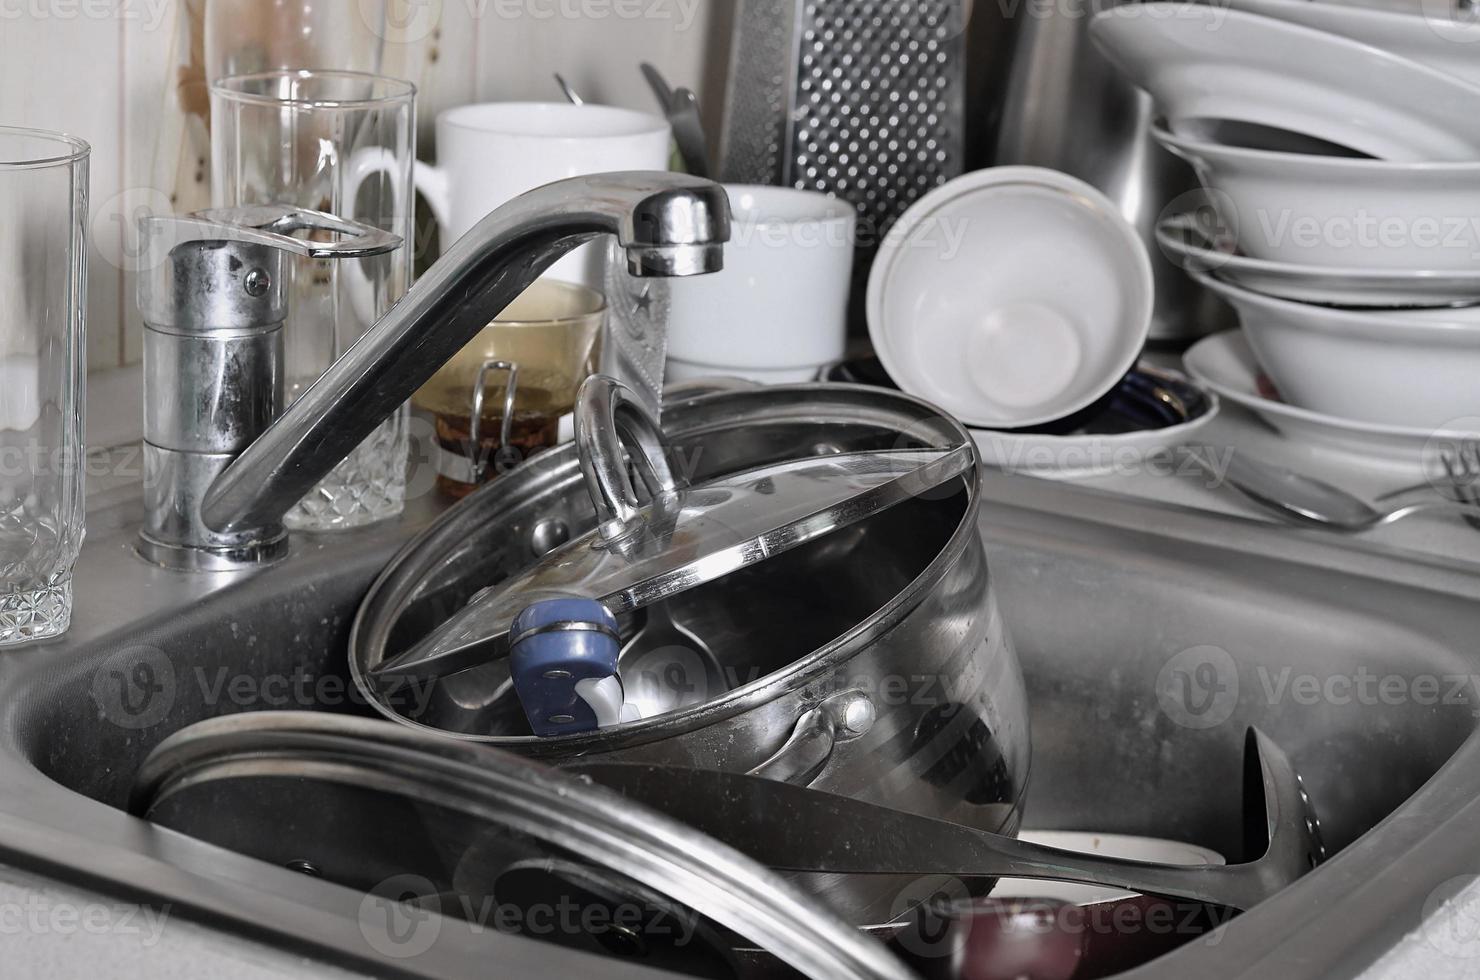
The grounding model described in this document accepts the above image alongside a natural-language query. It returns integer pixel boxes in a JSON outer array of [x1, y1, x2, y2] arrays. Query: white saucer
[[1225, 0, 1480, 90], [1091, 3, 1480, 161], [972, 383, 1220, 481], [996, 831, 1225, 906], [1156, 216, 1480, 308], [1184, 331, 1480, 476]]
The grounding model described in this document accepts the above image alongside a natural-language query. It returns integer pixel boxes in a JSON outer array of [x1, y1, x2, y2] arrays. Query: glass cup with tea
[[414, 280, 605, 499]]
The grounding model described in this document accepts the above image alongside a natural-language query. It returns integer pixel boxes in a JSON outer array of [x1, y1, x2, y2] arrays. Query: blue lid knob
[[509, 598, 625, 737]]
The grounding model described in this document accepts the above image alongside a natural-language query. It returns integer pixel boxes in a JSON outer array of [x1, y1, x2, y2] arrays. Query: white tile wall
[[0, 0, 729, 372], [1, 8, 134, 369]]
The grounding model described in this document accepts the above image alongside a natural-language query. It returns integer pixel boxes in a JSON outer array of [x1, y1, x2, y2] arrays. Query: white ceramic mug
[[665, 185, 858, 384], [416, 102, 673, 287]]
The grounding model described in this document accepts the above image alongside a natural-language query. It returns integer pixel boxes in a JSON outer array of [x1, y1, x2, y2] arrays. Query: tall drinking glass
[[204, 0, 388, 82], [211, 70, 415, 530], [0, 127, 88, 645]]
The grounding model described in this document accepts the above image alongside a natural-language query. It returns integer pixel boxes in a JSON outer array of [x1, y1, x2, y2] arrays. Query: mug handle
[[339, 149, 451, 325]]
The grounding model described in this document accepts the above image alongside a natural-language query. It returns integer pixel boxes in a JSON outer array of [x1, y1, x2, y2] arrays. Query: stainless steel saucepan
[[350, 380, 1030, 919]]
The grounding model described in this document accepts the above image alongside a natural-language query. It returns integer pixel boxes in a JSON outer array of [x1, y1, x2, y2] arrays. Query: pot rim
[[349, 382, 983, 751]]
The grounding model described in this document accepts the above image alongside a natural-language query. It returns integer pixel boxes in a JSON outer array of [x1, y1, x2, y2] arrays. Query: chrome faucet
[[137, 172, 731, 570]]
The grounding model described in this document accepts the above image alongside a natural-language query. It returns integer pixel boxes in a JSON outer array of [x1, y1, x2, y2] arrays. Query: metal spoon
[[640, 62, 711, 178], [570, 727, 1326, 913], [1193, 447, 1480, 532], [554, 73, 584, 105]]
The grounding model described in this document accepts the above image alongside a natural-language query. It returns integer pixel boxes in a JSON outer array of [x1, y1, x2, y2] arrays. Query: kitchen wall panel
[[0, 0, 728, 371]]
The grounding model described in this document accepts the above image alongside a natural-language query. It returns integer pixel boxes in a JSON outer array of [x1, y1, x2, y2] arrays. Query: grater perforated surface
[[723, 0, 967, 241]]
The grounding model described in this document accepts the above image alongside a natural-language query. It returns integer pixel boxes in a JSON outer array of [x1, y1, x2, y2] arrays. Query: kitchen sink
[[0, 469, 1478, 977]]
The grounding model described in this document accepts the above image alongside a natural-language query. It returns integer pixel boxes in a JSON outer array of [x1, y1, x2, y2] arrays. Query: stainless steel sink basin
[[1, 470, 1478, 978]]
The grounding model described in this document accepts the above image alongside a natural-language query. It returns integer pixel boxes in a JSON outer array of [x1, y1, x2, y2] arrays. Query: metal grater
[[721, 0, 968, 243]]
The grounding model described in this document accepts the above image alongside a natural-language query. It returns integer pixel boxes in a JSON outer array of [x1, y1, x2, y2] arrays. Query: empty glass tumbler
[[211, 70, 415, 530], [204, 0, 388, 82], [0, 127, 88, 646]]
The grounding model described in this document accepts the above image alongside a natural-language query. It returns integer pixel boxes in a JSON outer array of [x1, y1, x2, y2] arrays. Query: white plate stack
[[1092, 0, 1480, 474]]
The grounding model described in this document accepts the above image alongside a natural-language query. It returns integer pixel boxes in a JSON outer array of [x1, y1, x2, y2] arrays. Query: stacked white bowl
[[1092, 0, 1480, 434]]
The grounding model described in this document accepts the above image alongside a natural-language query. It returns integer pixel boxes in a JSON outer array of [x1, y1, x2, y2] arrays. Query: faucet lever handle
[[143, 204, 401, 261]]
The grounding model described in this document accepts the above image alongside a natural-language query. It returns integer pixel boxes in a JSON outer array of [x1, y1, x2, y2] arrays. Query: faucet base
[[136, 532, 289, 573]]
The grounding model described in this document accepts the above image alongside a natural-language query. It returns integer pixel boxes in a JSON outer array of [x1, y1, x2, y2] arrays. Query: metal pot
[[350, 382, 1029, 918]]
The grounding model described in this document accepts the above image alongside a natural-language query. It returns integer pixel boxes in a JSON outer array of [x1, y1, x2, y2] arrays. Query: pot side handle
[[748, 690, 876, 787]]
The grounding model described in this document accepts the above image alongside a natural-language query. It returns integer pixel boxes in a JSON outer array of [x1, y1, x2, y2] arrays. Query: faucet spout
[[199, 171, 731, 537]]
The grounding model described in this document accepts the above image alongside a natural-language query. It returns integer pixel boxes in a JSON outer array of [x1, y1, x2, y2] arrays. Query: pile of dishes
[[1092, 1, 1480, 471], [865, 166, 1219, 479]]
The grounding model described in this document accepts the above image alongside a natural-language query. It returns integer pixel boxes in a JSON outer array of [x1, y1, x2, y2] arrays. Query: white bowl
[[1195, 272, 1480, 430], [1090, 3, 1480, 161], [665, 185, 856, 384], [867, 167, 1152, 430], [1185, 330, 1479, 478], [1156, 213, 1480, 308], [1156, 125, 1480, 273], [1224, 0, 1480, 90]]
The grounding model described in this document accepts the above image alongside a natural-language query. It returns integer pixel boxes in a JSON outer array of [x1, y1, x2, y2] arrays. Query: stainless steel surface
[[641, 62, 710, 178], [985, 0, 1235, 343], [618, 601, 727, 717], [0, 470, 1478, 976], [747, 689, 876, 785], [1207, 450, 1480, 532], [573, 726, 1323, 911], [600, 239, 674, 423], [200, 172, 731, 538], [720, 0, 966, 292], [372, 381, 974, 688], [136, 205, 401, 570], [352, 384, 1027, 925], [131, 712, 912, 980]]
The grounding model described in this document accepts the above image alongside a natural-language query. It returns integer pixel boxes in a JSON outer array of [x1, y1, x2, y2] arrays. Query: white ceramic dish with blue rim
[[972, 366, 1220, 481]]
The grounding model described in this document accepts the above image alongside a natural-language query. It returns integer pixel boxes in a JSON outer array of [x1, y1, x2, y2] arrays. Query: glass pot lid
[[373, 375, 974, 684]]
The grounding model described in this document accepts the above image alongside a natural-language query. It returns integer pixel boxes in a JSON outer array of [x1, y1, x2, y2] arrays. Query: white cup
[[417, 102, 673, 287], [665, 185, 857, 384]]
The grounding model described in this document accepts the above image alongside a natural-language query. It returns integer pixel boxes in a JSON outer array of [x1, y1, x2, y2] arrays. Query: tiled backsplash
[[2, 0, 729, 373]]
